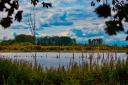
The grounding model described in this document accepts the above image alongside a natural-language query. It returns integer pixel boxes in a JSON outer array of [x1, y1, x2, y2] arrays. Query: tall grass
[[0, 45, 127, 52], [0, 54, 128, 85]]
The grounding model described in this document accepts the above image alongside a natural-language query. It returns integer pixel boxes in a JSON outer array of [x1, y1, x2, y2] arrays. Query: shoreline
[[0, 50, 128, 53]]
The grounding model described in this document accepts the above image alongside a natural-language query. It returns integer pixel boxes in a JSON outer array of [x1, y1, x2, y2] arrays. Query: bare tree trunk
[[103, 0, 108, 4], [28, 6, 37, 67], [33, 6, 37, 67]]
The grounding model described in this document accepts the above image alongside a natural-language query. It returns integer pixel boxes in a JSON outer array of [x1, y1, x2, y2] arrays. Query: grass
[[0, 45, 128, 52], [0, 49, 128, 52], [0, 54, 128, 85]]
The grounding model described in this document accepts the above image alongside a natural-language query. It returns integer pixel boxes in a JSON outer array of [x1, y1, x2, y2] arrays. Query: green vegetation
[[0, 55, 128, 85], [0, 34, 127, 52], [0, 45, 127, 52], [0, 34, 76, 46]]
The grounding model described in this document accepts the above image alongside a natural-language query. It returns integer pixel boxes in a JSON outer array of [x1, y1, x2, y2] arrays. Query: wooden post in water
[[81, 46, 84, 58], [72, 46, 75, 59]]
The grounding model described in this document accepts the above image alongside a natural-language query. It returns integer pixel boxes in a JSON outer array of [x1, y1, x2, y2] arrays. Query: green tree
[[0, 40, 14, 45], [38, 36, 76, 46], [15, 34, 35, 44]]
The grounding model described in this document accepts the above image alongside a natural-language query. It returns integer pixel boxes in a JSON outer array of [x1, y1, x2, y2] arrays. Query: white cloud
[[0, 0, 127, 46]]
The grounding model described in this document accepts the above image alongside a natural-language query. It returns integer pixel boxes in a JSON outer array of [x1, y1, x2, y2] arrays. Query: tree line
[[88, 38, 103, 46], [0, 34, 76, 46]]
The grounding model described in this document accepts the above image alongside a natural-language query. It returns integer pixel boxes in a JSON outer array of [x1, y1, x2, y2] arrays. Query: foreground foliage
[[0, 56, 128, 85], [92, 0, 128, 40]]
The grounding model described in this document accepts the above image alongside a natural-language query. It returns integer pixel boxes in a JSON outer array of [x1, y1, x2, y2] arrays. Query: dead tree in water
[[28, 1, 53, 67], [27, 6, 37, 67]]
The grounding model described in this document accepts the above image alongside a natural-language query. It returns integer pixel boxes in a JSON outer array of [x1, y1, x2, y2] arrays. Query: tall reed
[[0, 54, 128, 85]]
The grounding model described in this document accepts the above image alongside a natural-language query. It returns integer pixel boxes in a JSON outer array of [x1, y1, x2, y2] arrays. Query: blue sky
[[0, 0, 128, 46]]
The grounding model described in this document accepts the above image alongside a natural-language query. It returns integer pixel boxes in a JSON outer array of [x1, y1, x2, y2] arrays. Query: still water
[[0, 52, 127, 68]]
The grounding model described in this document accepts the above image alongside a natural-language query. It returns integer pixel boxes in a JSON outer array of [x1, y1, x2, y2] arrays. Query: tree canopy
[[91, 0, 128, 40], [0, 34, 76, 46], [0, 0, 39, 28], [0, 0, 23, 28]]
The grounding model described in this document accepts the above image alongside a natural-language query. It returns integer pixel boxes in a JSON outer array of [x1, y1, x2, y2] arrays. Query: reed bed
[[0, 53, 128, 85]]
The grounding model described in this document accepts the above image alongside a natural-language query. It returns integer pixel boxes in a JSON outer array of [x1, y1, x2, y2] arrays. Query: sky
[[0, 0, 128, 46]]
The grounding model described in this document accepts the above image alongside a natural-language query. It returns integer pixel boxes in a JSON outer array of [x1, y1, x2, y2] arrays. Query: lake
[[0, 52, 127, 69]]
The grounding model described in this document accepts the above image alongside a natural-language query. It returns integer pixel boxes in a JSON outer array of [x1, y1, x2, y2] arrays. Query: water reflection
[[0, 52, 127, 69]]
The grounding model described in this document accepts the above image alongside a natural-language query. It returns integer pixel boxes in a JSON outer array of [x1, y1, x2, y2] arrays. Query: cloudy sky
[[0, 0, 128, 46]]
